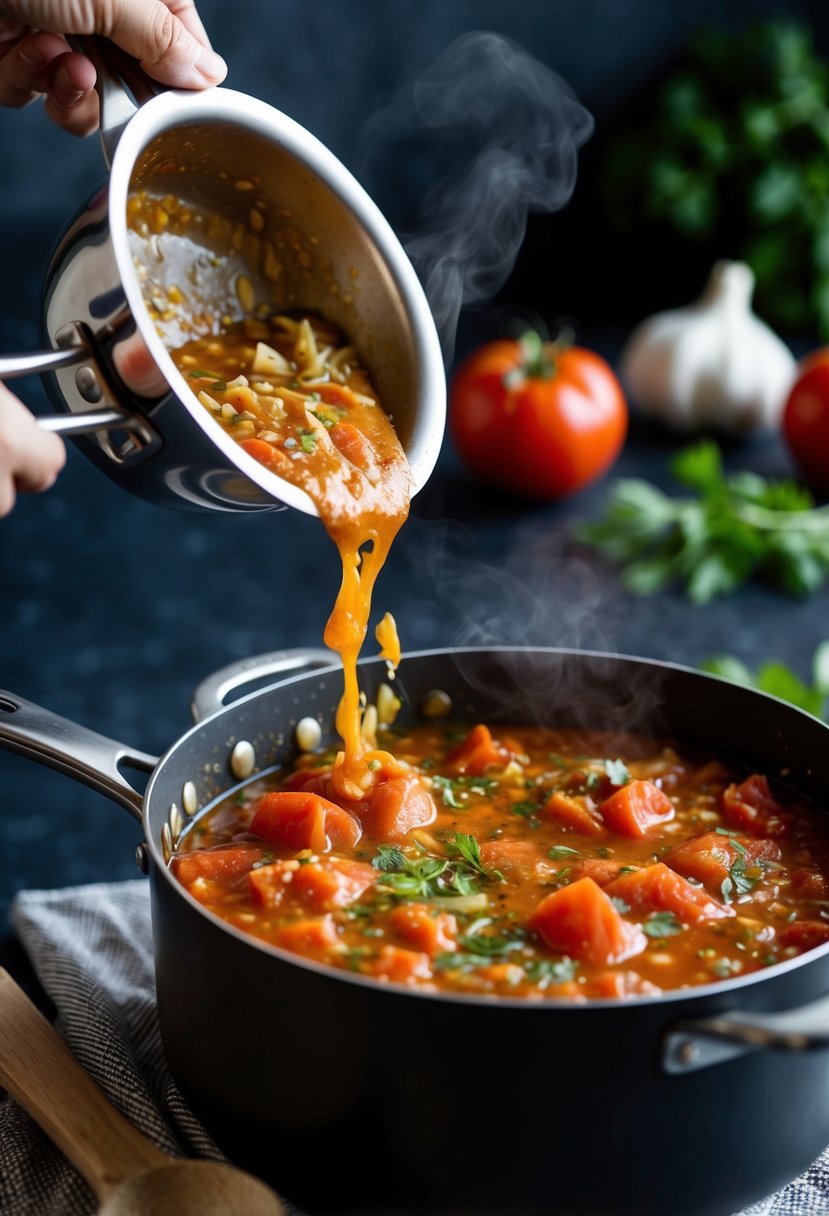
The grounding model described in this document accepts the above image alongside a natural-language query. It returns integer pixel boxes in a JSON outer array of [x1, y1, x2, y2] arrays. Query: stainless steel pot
[[3, 647, 829, 1214], [0, 39, 446, 514]]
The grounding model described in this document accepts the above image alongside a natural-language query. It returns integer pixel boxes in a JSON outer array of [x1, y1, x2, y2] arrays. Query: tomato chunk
[[722, 775, 793, 837], [249, 857, 375, 912], [606, 863, 734, 924], [541, 792, 605, 837], [273, 914, 339, 952], [528, 877, 647, 965], [571, 859, 624, 886], [666, 832, 781, 894], [790, 868, 829, 900], [173, 842, 264, 888], [599, 780, 675, 837], [480, 839, 554, 879], [361, 774, 436, 841], [779, 920, 829, 952], [251, 791, 362, 853], [447, 724, 510, 776], [368, 945, 433, 982], [390, 904, 458, 956]]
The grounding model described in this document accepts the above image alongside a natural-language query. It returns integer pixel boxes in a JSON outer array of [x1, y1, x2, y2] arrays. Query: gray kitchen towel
[[0, 879, 827, 1216]]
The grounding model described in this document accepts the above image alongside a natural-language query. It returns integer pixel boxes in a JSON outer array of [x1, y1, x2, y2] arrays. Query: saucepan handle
[[663, 989, 829, 1074], [190, 649, 337, 723], [65, 35, 162, 169], [0, 692, 158, 823]]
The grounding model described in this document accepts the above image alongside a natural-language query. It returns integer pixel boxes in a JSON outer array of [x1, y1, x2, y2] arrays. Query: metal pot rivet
[[134, 842, 149, 874], [161, 822, 173, 865], [182, 781, 197, 817], [296, 717, 322, 752], [231, 740, 256, 780], [421, 689, 453, 719], [169, 802, 185, 841], [75, 366, 102, 403], [678, 1041, 699, 1067]]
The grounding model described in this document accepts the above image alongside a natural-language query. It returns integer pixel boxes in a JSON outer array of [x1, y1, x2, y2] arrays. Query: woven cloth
[[1, 879, 828, 1216]]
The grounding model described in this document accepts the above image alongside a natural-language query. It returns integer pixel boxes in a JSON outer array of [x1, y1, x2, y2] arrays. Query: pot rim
[[145, 644, 829, 1012], [106, 86, 446, 516]]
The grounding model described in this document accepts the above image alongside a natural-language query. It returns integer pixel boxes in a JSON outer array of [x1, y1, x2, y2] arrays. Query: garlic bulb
[[620, 261, 796, 433]]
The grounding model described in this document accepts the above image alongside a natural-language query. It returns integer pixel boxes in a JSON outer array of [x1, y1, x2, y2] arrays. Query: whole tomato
[[450, 333, 628, 500], [783, 350, 829, 496]]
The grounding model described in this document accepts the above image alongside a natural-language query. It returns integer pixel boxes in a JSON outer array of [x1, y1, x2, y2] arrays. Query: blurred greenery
[[604, 22, 829, 337]]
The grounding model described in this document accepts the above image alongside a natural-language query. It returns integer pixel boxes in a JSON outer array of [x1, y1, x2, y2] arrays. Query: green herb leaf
[[642, 911, 682, 937], [523, 957, 579, 985], [548, 845, 582, 860], [604, 758, 631, 786]]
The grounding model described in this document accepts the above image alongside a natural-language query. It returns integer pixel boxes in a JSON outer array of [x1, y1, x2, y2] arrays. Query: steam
[[360, 31, 593, 360]]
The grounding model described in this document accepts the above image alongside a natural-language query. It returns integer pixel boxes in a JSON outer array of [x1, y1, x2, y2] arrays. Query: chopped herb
[[585, 771, 601, 791], [458, 930, 523, 957], [548, 845, 582, 860], [763, 953, 778, 966], [432, 776, 464, 809], [511, 799, 541, 819], [523, 957, 579, 985], [604, 758, 631, 786], [596, 846, 612, 859], [312, 410, 335, 428], [371, 835, 502, 901], [434, 952, 508, 972], [610, 896, 632, 914], [372, 844, 407, 873], [710, 957, 740, 978], [720, 852, 762, 904], [298, 429, 317, 453], [642, 911, 682, 937], [618, 865, 638, 875]]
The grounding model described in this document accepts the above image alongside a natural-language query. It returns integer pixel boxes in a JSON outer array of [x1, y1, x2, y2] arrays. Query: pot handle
[[663, 989, 829, 1074], [66, 35, 161, 170], [190, 649, 337, 723], [0, 691, 158, 823]]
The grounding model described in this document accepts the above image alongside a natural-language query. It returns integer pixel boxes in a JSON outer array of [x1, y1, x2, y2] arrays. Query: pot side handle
[[663, 989, 829, 1075], [0, 692, 158, 823], [190, 648, 337, 723]]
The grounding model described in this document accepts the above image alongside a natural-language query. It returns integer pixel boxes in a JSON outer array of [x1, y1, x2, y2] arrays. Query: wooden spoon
[[0, 968, 285, 1215]]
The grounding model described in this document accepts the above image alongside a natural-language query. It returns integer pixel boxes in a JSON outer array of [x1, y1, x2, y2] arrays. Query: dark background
[[2, 0, 829, 953]]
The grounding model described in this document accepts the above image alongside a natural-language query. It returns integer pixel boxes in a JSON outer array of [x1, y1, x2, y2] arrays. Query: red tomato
[[450, 335, 628, 500], [783, 350, 829, 495]]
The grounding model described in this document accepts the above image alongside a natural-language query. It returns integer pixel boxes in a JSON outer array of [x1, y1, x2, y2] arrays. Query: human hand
[[0, 383, 66, 516], [0, 0, 226, 136]]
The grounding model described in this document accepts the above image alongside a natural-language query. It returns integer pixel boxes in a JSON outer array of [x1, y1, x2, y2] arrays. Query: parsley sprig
[[371, 833, 503, 900], [579, 442, 829, 603]]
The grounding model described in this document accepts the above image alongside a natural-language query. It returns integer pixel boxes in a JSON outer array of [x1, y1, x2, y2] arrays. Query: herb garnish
[[298, 429, 317, 453], [604, 758, 631, 786], [371, 834, 503, 900], [642, 911, 682, 937], [579, 442, 829, 602], [548, 845, 582, 860]]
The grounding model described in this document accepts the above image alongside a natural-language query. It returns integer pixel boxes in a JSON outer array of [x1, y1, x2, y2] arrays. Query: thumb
[[5, 0, 227, 88]]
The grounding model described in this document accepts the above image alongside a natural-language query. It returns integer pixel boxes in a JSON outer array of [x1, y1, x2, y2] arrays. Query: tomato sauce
[[173, 719, 829, 1000]]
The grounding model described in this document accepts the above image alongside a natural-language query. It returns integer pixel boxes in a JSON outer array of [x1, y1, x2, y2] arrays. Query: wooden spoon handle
[[0, 968, 170, 1200]]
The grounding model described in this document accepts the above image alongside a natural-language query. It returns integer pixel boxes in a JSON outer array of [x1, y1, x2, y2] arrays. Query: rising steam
[[360, 31, 593, 360]]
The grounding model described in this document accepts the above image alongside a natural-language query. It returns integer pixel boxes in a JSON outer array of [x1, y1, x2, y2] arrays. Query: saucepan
[[3, 646, 829, 1215], [0, 38, 445, 514]]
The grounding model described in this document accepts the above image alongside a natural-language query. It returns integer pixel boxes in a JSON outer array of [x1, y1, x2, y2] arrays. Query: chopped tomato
[[722, 775, 793, 838], [790, 868, 829, 900], [528, 877, 647, 966], [361, 774, 436, 841], [239, 437, 283, 468], [599, 780, 675, 837], [571, 858, 624, 886], [390, 904, 458, 956], [541, 792, 605, 837], [779, 920, 829, 952], [368, 945, 433, 982], [480, 838, 553, 878], [273, 914, 339, 952], [173, 842, 264, 888], [251, 791, 362, 853], [329, 422, 373, 470], [605, 862, 734, 923], [666, 831, 781, 894], [591, 970, 663, 999], [249, 857, 375, 912], [447, 724, 510, 776]]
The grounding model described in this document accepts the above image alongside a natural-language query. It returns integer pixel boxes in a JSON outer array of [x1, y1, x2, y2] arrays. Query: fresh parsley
[[604, 758, 631, 786], [548, 845, 582, 860], [371, 834, 503, 900], [642, 911, 682, 938], [702, 641, 829, 719], [578, 442, 829, 603]]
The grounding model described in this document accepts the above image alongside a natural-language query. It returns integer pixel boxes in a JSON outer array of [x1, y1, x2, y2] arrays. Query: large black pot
[[3, 646, 829, 1216]]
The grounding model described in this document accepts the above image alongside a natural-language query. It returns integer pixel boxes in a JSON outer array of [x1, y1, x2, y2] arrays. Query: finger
[[0, 384, 66, 509], [162, 0, 212, 49], [43, 50, 99, 135], [0, 29, 69, 108], [5, 0, 226, 88]]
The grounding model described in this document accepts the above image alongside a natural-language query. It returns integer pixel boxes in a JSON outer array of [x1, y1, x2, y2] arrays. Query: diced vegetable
[[239, 437, 285, 469], [541, 792, 605, 837], [605, 862, 733, 924], [722, 775, 794, 837], [447, 724, 510, 776], [779, 920, 829, 951], [330, 422, 373, 470], [390, 904, 458, 956], [570, 858, 623, 886], [173, 843, 265, 888], [273, 914, 339, 952], [479, 839, 552, 878], [368, 946, 433, 982], [599, 780, 675, 837], [528, 877, 647, 965], [249, 857, 375, 912], [666, 831, 781, 894], [251, 791, 362, 853], [361, 775, 436, 841]]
